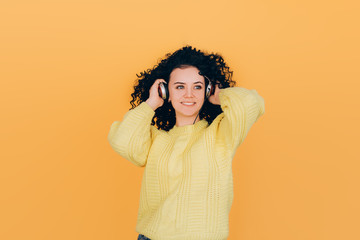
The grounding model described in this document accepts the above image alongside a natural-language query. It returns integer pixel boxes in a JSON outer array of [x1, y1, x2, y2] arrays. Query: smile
[[181, 102, 196, 106]]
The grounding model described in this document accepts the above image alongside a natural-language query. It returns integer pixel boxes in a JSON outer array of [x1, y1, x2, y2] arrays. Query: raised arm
[[215, 87, 265, 153], [107, 102, 156, 167]]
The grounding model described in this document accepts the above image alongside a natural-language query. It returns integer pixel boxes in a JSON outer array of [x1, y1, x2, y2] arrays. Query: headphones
[[158, 75, 215, 100]]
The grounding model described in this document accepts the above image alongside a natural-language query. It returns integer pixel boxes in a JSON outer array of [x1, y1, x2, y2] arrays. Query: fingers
[[214, 81, 223, 89], [151, 79, 166, 92], [146, 79, 166, 110], [153, 79, 166, 97], [154, 78, 166, 85]]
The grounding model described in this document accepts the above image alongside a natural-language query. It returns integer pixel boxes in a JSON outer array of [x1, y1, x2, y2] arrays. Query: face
[[168, 66, 205, 126]]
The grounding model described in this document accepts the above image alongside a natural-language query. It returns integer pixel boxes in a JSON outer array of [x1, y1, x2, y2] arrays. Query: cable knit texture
[[108, 87, 265, 240]]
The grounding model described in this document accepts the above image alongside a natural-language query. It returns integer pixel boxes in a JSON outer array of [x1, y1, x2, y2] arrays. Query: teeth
[[182, 102, 195, 105]]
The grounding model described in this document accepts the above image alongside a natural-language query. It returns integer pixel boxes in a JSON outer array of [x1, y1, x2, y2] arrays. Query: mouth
[[181, 102, 196, 106]]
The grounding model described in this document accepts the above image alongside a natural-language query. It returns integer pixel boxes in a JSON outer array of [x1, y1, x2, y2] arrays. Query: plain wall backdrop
[[1, 0, 359, 239]]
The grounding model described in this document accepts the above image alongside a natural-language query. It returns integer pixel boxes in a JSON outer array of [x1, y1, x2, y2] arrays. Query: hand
[[145, 79, 166, 110], [208, 82, 221, 105]]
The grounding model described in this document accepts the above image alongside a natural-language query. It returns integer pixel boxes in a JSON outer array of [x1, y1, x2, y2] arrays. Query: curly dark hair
[[130, 45, 236, 131]]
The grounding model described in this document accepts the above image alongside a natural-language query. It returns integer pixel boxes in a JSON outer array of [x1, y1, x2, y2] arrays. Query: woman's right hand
[[145, 79, 167, 111]]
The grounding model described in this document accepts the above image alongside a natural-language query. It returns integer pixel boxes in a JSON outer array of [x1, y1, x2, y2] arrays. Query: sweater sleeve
[[216, 87, 265, 152], [107, 102, 156, 167]]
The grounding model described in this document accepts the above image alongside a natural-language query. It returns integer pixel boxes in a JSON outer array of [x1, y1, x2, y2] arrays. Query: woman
[[108, 45, 265, 240]]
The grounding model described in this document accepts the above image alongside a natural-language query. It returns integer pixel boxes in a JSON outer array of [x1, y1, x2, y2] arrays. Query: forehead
[[169, 66, 205, 83]]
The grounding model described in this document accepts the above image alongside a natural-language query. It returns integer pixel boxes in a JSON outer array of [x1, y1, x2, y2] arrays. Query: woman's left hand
[[208, 82, 221, 105]]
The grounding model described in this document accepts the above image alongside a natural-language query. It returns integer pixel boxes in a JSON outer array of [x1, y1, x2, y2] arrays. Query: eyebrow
[[174, 81, 204, 85]]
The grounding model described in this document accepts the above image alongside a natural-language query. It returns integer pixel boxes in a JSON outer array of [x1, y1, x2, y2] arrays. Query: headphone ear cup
[[210, 81, 215, 96], [205, 81, 213, 99], [164, 84, 169, 100], [158, 82, 169, 100]]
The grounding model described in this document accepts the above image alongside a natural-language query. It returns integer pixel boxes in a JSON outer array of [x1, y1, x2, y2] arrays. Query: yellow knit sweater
[[108, 87, 265, 240]]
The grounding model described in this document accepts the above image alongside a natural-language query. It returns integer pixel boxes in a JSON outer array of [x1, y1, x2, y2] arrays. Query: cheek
[[168, 90, 174, 100], [169, 91, 179, 103], [196, 91, 205, 100]]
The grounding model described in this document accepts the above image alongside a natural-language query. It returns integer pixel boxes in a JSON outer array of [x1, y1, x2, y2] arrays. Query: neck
[[175, 116, 201, 127]]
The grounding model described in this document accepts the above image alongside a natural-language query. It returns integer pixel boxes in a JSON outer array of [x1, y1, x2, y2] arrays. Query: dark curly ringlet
[[130, 45, 236, 131]]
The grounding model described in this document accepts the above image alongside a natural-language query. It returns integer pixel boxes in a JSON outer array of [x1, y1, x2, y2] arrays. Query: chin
[[172, 102, 203, 117], [178, 111, 201, 119], [173, 109, 197, 117]]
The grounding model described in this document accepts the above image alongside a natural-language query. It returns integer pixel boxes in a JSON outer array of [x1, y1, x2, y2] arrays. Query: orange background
[[1, 0, 359, 239]]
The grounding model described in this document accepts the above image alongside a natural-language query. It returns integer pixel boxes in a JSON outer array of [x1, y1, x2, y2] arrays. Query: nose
[[185, 87, 194, 97]]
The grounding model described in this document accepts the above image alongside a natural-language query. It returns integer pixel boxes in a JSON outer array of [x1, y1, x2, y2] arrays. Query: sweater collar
[[168, 119, 208, 136]]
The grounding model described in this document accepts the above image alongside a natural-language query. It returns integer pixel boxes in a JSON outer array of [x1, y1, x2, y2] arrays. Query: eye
[[175, 85, 184, 89], [194, 85, 202, 90]]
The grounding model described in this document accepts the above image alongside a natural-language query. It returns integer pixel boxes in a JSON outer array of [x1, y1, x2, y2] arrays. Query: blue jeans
[[137, 234, 151, 240]]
